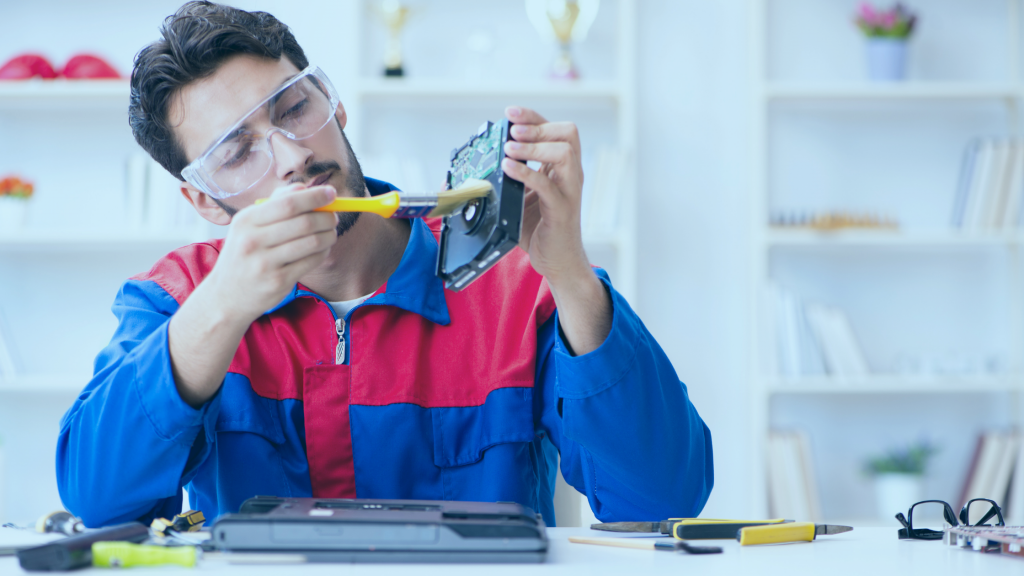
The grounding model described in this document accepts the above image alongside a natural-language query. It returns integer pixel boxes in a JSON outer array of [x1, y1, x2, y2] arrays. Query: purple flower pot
[[865, 38, 908, 81]]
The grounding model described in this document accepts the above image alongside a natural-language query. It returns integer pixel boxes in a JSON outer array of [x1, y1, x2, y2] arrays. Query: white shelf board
[[0, 79, 129, 108], [764, 82, 1019, 101], [355, 79, 621, 100], [0, 373, 86, 394], [765, 374, 1021, 395], [765, 229, 1022, 248], [0, 231, 201, 252]]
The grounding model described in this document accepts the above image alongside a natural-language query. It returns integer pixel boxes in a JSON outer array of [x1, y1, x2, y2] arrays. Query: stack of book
[[767, 431, 822, 522], [951, 138, 1024, 231], [765, 284, 870, 378], [581, 148, 630, 237], [963, 431, 1024, 524], [124, 154, 206, 235]]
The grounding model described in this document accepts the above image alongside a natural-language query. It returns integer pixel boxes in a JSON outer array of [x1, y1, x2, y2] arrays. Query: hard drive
[[211, 496, 548, 563], [436, 118, 525, 291]]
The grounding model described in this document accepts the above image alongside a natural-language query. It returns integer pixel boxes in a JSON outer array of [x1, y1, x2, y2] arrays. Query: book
[[771, 286, 866, 379], [1002, 142, 1024, 229], [959, 431, 1017, 524], [951, 139, 981, 228], [0, 311, 16, 380], [953, 138, 1024, 231], [1007, 438, 1024, 523], [767, 431, 822, 522]]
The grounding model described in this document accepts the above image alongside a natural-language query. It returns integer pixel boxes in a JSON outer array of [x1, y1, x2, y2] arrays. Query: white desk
[[2, 526, 1020, 575]]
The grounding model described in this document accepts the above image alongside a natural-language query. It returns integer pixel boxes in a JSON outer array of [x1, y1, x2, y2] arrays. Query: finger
[[505, 106, 549, 126], [518, 190, 542, 252], [259, 211, 339, 249], [266, 229, 338, 266], [504, 141, 577, 167], [249, 185, 337, 226], [502, 158, 568, 209], [509, 122, 580, 148]]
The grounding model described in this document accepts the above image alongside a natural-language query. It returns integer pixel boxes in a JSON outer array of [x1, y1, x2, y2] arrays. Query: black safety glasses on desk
[[895, 498, 1005, 540]]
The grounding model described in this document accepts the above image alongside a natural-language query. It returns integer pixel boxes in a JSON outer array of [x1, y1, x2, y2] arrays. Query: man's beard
[[214, 127, 367, 238]]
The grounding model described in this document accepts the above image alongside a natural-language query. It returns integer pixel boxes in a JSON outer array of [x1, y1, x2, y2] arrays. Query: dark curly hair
[[129, 1, 309, 180]]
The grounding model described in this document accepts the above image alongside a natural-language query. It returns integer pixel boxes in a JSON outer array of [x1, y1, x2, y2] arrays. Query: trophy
[[525, 0, 600, 80], [377, 0, 409, 77]]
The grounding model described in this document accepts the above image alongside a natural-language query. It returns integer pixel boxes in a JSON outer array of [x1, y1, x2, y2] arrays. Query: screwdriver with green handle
[[92, 542, 196, 568]]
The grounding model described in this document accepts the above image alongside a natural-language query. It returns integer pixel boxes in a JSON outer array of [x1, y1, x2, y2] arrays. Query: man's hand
[[168, 184, 338, 407], [501, 106, 612, 356], [204, 184, 339, 321]]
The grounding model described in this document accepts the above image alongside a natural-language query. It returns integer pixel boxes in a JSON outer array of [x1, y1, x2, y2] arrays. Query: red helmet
[[0, 54, 58, 80], [62, 54, 120, 79]]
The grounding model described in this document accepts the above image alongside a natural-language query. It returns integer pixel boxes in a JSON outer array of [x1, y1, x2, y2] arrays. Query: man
[[56, 1, 713, 528]]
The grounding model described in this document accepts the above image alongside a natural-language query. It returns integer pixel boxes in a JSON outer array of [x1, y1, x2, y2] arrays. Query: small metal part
[[817, 524, 853, 536]]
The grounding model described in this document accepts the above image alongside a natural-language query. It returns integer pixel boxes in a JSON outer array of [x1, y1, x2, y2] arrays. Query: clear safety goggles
[[181, 64, 340, 199]]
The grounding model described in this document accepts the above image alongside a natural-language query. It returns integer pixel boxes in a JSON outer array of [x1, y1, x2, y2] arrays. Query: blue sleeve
[[535, 269, 713, 522], [55, 280, 221, 528]]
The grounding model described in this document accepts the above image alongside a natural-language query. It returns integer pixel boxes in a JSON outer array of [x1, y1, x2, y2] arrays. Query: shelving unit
[[749, 0, 1024, 521], [0, 0, 637, 526]]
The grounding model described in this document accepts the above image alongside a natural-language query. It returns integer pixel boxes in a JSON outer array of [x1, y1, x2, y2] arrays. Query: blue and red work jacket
[[56, 178, 713, 528]]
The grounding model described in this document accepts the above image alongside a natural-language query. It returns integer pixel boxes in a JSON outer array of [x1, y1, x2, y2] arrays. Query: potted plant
[[0, 175, 34, 232], [866, 442, 936, 521], [854, 3, 918, 81]]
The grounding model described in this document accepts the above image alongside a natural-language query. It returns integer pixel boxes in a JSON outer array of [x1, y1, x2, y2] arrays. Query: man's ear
[[335, 102, 347, 130], [180, 182, 232, 225]]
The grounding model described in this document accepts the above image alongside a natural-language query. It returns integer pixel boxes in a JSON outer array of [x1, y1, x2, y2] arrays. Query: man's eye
[[222, 141, 253, 168], [279, 98, 308, 121]]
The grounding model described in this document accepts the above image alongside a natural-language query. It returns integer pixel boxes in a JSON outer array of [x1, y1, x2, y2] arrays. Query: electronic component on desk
[[437, 119, 525, 291], [211, 496, 547, 563], [150, 509, 205, 537], [946, 525, 1024, 557]]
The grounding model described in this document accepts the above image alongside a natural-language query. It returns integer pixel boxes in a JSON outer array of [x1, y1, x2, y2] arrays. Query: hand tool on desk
[[569, 536, 722, 555], [254, 178, 493, 218], [737, 522, 853, 545], [592, 518, 792, 540], [92, 542, 197, 568]]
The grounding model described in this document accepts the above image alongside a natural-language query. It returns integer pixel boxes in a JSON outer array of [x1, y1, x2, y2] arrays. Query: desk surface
[[2, 526, 1021, 574]]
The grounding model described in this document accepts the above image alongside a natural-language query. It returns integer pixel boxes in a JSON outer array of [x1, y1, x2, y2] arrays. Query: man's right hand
[[167, 184, 338, 408], [205, 184, 339, 322]]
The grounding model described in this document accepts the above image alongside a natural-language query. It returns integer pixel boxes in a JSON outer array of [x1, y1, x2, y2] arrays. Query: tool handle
[[92, 542, 196, 568], [738, 522, 816, 546], [254, 191, 401, 218]]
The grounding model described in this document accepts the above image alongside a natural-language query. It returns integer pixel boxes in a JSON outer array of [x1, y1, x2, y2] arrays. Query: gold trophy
[[378, 0, 409, 77], [526, 0, 600, 80]]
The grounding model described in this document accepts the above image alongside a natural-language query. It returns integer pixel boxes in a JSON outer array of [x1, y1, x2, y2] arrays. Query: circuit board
[[448, 121, 501, 188], [436, 119, 525, 291]]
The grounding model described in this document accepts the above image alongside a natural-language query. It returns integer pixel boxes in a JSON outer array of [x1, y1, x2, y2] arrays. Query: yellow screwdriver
[[738, 522, 853, 545], [92, 542, 196, 568]]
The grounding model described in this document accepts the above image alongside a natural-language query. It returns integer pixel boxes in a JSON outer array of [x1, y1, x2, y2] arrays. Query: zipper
[[335, 317, 346, 365]]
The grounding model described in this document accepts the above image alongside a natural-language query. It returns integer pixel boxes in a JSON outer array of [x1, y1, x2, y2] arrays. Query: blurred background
[[1, 0, 1022, 529]]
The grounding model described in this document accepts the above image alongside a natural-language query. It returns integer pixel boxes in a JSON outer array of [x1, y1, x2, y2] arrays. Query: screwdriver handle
[[253, 191, 401, 218], [92, 542, 196, 568], [738, 522, 816, 545]]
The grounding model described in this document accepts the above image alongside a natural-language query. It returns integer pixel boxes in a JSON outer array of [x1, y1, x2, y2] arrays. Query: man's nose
[[270, 130, 313, 182]]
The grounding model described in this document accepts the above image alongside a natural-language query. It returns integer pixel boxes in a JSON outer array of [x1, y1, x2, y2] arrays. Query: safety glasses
[[180, 64, 340, 199], [895, 498, 1004, 540]]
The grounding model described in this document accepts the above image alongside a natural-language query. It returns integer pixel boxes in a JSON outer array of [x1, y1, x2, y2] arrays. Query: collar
[[267, 178, 451, 326]]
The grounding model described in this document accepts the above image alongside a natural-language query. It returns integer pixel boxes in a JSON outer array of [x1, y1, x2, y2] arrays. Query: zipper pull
[[335, 317, 346, 365]]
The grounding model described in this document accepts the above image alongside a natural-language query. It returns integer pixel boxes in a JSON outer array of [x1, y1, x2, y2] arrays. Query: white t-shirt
[[329, 293, 373, 319]]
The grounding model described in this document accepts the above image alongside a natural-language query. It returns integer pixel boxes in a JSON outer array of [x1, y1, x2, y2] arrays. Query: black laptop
[[211, 496, 548, 563]]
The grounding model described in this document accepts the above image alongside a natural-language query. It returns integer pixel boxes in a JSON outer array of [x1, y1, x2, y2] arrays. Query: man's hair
[[129, 1, 309, 180]]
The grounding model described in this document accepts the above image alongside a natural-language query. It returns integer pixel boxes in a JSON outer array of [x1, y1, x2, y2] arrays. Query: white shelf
[[765, 229, 1023, 248], [355, 78, 621, 100], [0, 231, 202, 252], [0, 79, 128, 108], [765, 82, 1019, 101], [0, 374, 86, 394], [765, 374, 1022, 395]]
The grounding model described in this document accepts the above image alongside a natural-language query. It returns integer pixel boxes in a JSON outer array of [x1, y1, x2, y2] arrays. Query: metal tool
[[569, 536, 722, 554], [592, 518, 792, 540], [737, 522, 852, 545]]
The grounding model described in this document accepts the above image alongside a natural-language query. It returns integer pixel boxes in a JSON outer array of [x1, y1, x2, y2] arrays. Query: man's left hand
[[501, 106, 611, 355]]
